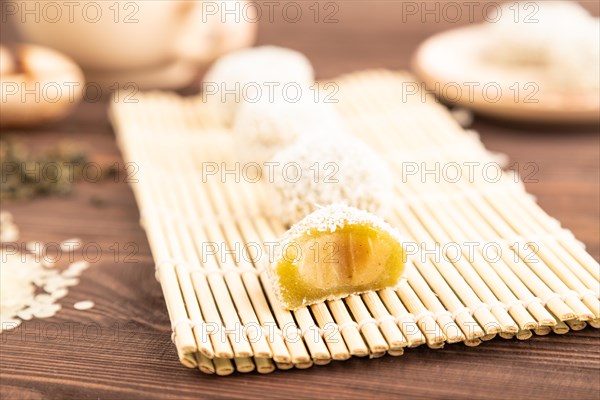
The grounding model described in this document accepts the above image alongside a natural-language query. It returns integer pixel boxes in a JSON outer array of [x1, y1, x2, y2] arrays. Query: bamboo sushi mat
[[110, 70, 600, 375]]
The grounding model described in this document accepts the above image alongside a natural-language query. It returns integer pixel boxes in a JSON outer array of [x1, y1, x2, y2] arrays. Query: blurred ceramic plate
[[411, 25, 600, 124]]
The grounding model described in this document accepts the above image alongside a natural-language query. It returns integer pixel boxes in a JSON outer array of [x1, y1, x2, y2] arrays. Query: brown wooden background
[[1, 1, 599, 399]]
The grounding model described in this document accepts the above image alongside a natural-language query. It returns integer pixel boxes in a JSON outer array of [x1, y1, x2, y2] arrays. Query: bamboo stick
[[378, 288, 427, 348], [255, 358, 276, 374], [116, 126, 201, 365], [226, 186, 304, 362], [387, 163, 534, 332], [310, 303, 351, 360], [276, 362, 294, 370], [533, 326, 552, 336], [197, 353, 215, 374], [258, 270, 312, 364], [256, 220, 332, 363], [239, 218, 312, 364], [214, 357, 235, 376], [404, 267, 466, 343], [511, 192, 600, 282], [552, 320, 570, 335], [137, 106, 236, 360], [188, 271, 233, 359], [464, 339, 482, 347], [345, 295, 389, 353], [234, 357, 255, 373], [490, 191, 595, 320], [395, 279, 446, 347], [150, 180, 216, 360], [362, 292, 409, 351], [325, 299, 370, 356], [449, 195, 553, 327], [294, 361, 314, 369], [479, 192, 579, 321], [395, 197, 501, 336], [313, 358, 332, 366], [565, 320, 587, 331], [516, 330, 533, 340], [200, 178, 275, 358], [499, 332, 515, 339], [410, 260, 485, 340], [174, 264, 214, 359], [403, 187, 505, 335], [480, 333, 496, 341], [163, 176, 253, 358]]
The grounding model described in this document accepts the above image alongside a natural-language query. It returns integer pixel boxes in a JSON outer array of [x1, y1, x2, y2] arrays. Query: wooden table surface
[[1, 2, 599, 399]]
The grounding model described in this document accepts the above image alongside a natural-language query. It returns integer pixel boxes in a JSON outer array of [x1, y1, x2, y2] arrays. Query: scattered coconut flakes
[[73, 300, 95, 311], [43, 284, 57, 293], [44, 275, 67, 289], [62, 260, 90, 278], [69, 260, 90, 272], [61, 278, 80, 287], [16, 308, 33, 321], [33, 306, 58, 319], [49, 303, 61, 313], [450, 107, 474, 128], [61, 269, 80, 279], [0, 213, 94, 330], [0, 211, 19, 242], [34, 293, 54, 304], [0, 224, 18, 242], [50, 288, 68, 300], [39, 269, 59, 278], [1, 252, 38, 322]]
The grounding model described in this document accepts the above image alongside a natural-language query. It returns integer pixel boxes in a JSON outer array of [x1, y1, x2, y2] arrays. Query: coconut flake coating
[[276, 203, 404, 251], [268, 133, 393, 226], [232, 94, 346, 163], [485, 1, 599, 91], [202, 46, 315, 123]]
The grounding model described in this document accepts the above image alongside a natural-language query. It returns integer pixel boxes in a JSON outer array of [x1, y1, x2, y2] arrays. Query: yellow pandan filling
[[271, 207, 405, 310]]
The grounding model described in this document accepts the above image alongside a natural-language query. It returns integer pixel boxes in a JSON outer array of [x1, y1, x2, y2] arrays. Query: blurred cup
[[13, 0, 257, 89]]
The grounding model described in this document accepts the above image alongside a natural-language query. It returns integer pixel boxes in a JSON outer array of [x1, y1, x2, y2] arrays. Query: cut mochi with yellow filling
[[269, 204, 405, 310]]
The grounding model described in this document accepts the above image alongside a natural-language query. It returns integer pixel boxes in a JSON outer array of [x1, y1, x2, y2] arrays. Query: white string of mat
[[169, 286, 598, 345], [163, 252, 599, 344]]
